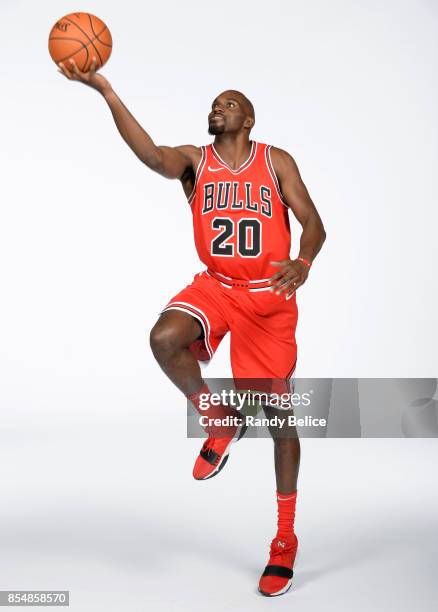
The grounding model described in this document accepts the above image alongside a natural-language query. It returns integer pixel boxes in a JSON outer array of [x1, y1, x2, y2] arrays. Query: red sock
[[276, 490, 297, 541], [259, 491, 298, 596], [187, 383, 242, 436]]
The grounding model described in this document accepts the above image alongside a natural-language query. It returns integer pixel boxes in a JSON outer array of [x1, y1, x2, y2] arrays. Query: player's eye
[[227, 102, 235, 107]]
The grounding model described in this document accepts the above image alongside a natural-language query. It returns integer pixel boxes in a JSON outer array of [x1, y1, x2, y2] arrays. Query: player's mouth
[[210, 112, 224, 120]]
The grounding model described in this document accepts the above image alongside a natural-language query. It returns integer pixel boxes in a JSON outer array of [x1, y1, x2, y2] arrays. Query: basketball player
[[58, 57, 326, 597]]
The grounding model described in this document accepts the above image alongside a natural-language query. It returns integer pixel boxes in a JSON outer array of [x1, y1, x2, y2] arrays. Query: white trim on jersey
[[211, 141, 258, 174], [206, 269, 271, 284], [161, 301, 214, 359], [246, 286, 272, 292], [265, 145, 289, 208], [187, 146, 207, 205], [205, 270, 273, 292], [208, 270, 233, 281], [261, 361, 298, 409], [288, 361, 297, 396], [248, 276, 272, 283]]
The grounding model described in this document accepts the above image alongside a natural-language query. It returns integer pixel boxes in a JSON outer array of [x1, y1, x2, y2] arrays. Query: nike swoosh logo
[[208, 166, 224, 172]]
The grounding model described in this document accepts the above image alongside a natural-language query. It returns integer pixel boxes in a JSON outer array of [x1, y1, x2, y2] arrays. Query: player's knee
[[149, 322, 181, 360]]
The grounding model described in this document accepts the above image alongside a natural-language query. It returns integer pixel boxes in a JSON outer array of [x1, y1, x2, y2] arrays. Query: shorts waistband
[[206, 269, 273, 291]]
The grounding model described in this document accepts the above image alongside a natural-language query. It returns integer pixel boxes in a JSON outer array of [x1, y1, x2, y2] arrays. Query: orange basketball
[[48, 12, 112, 72]]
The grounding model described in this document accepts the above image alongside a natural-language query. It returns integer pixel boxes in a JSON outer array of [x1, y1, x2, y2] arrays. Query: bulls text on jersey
[[202, 182, 272, 218]]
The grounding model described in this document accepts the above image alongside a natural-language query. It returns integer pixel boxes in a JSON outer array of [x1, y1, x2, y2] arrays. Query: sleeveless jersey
[[188, 141, 291, 281]]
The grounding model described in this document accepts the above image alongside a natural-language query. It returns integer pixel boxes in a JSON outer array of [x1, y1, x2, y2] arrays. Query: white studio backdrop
[[0, 2, 437, 610], [0, 1, 437, 413]]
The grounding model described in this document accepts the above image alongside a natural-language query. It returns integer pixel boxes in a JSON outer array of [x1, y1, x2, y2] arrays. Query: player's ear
[[244, 117, 255, 130]]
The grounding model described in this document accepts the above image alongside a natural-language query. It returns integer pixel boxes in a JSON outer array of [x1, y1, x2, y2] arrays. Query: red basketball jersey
[[188, 141, 291, 280]]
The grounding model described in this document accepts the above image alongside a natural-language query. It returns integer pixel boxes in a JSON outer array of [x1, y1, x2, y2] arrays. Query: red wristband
[[297, 256, 312, 268]]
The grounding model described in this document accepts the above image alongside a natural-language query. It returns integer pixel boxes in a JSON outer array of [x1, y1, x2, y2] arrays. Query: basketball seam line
[[52, 38, 88, 67], [63, 16, 104, 65], [52, 28, 108, 68], [62, 16, 107, 44], [50, 24, 108, 45], [54, 40, 89, 70], [87, 14, 111, 48], [49, 27, 107, 43]]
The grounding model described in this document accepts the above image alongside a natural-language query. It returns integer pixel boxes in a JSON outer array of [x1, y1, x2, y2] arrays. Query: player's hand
[[269, 258, 310, 299], [58, 57, 112, 96]]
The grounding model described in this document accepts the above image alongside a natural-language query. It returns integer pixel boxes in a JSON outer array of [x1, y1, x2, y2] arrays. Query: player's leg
[[152, 272, 244, 480], [264, 394, 300, 493], [271, 419, 301, 494], [256, 404, 299, 596], [150, 309, 203, 396], [229, 290, 299, 596]]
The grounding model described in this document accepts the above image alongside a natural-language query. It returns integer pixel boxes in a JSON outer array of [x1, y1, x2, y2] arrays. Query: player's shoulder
[[268, 145, 296, 163], [267, 145, 299, 175], [175, 144, 202, 155], [174, 144, 203, 167]]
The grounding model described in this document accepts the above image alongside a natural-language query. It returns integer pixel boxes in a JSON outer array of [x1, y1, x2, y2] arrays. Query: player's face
[[208, 93, 249, 135]]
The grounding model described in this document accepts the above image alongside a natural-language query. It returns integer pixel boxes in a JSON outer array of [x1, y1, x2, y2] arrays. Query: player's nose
[[212, 101, 224, 114]]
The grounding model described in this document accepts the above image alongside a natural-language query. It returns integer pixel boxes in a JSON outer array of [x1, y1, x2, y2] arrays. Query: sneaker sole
[[258, 578, 293, 597], [201, 453, 230, 480]]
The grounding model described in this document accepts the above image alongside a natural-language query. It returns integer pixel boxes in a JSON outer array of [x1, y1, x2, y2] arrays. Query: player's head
[[208, 90, 255, 136]]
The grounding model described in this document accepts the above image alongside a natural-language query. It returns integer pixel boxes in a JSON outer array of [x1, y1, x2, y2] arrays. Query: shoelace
[[201, 437, 217, 453]]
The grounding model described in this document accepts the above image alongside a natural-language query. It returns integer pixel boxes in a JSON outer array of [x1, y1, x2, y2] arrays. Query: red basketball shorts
[[161, 271, 298, 391]]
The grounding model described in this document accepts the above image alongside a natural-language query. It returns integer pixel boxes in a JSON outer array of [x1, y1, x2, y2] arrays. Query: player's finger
[[270, 274, 288, 291], [276, 283, 292, 295], [89, 56, 97, 73], [273, 273, 295, 289], [285, 280, 304, 299], [277, 280, 298, 296], [69, 58, 82, 77], [276, 276, 297, 291], [272, 270, 300, 291], [58, 62, 71, 78], [276, 273, 301, 293], [269, 270, 287, 284], [285, 281, 305, 300], [270, 260, 290, 267], [269, 264, 296, 281], [269, 265, 296, 286]]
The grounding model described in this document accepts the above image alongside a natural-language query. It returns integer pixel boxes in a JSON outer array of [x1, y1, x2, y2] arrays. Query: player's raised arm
[[58, 58, 200, 181]]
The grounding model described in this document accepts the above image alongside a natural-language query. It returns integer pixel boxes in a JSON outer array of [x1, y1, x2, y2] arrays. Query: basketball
[[48, 12, 112, 72]]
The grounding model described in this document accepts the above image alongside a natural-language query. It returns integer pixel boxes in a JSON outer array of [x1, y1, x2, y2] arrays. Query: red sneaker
[[258, 534, 298, 597], [192, 423, 246, 480]]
